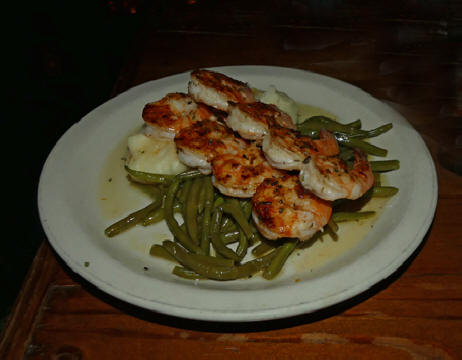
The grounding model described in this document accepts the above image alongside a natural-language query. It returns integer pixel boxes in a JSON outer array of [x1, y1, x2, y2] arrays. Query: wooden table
[[2, 2, 462, 358]]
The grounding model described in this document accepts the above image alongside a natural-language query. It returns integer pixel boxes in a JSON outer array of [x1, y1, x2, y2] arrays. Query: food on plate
[[174, 119, 247, 175], [142, 92, 218, 139], [188, 69, 255, 111], [252, 174, 332, 240], [225, 101, 295, 142], [126, 133, 187, 177], [262, 126, 339, 170], [257, 85, 299, 123], [104, 68, 399, 281], [299, 149, 374, 201], [211, 143, 284, 198]]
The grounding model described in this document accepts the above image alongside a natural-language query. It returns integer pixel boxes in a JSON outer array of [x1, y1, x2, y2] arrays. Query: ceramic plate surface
[[38, 66, 437, 322]]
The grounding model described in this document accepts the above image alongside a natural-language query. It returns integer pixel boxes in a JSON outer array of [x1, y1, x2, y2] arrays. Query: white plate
[[38, 66, 437, 322]]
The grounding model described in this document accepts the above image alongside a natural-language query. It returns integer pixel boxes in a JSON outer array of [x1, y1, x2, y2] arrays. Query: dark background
[[2, 0, 148, 329]]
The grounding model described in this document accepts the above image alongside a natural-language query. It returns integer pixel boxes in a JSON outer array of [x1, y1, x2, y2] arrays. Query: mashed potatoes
[[257, 85, 299, 123], [256, 86, 338, 124], [126, 132, 187, 175]]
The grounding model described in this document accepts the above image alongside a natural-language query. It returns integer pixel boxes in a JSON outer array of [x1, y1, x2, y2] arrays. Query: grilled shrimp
[[142, 92, 216, 139], [188, 69, 255, 111], [262, 126, 339, 170], [211, 143, 284, 198], [225, 101, 296, 142], [300, 150, 374, 200], [174, 119, 247, 174], [252, 175, 332, 241]]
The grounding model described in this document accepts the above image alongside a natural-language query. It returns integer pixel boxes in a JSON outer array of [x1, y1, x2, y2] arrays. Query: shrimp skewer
[[225, 101, 296, 142], [180, 69, 336, 241], [142, 92, 218, 139], [252, 175, 332, 241], [211, 143, 284, 198], [174, 119, 248, 175], [172, 114, 283, 198], [188, 69, 256, 112], [262, 126, 339, 170], [300, 149, 374, 200], [175, 120, 281, 199], [149, 70, 369, 241]]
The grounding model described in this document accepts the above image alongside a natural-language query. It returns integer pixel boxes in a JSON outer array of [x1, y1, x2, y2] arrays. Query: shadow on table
[[57, 220, 432, 333]]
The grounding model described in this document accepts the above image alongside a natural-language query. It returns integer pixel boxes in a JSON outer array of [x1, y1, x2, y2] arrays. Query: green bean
[[143, 207, 165, 226], [345, 119, 362, 129], [221, 215, 238, 233], [297, 127, 388, 157], [248, 223, 262, 246], [104, 188, 163, 237], [297, 128, 319, 138], [176, 169, 204, 180], [298, 117, 392, 140], [213, 197, 225, 209], [190, 253, 235, 267], [143, 202, 182, 226], [332, 211, 376, 222], [179, 222, 187, 233], [221, 231, 240, 244], [175, 181, 186, 200], [172, 266, 206, 280], [179, 179, 193, 208], [213, 250, 225, 259], [200, 177, 214, 254], [327, 218, 339, 233], [361, 123, 393, 139], [220, 200, 254, 239], [163, 240, 276, 280], [251, 241, 275, 257], [342, 125, 393, 140], [335, 135, 388, 157], [197, 179, 207, 215], [164, 178, 204, 254], [240, 200, 252, 220], [196, 213, 203, 239], [298, 116, 368, 136], [263, 240, 298, 280], [224, 223, 239, 234], [185, 177, 202, 244], [325, 223, 338, 241], [125, 166, 175, 184], [236, 229, 248, 260], [149, 244, 177, 262], [373, 173, 381, 187], [220, 216, 233, 231], [210, 207, 240, 261], [372, 186, 399, 197], [371, 160, 400, 172]]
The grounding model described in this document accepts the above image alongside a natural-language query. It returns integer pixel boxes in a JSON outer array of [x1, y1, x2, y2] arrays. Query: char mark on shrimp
[[262, 126, 339, 171], [225, 101, 296, 142], [142, 92, 217, 139], [300, 149, 374, 201], [211, 144, 283, 198], [174, 119, 247, 174], [188, 69, 256, 112], [252, 175, 332, 241]]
